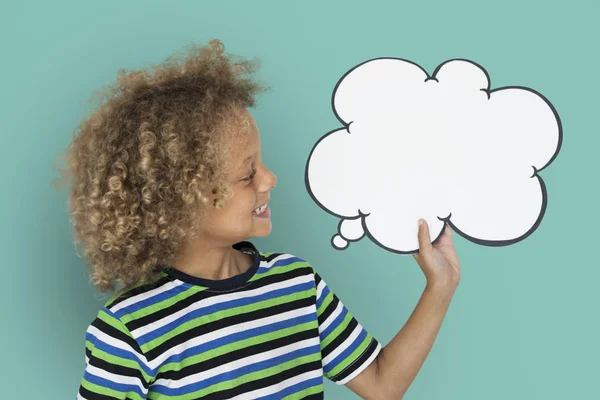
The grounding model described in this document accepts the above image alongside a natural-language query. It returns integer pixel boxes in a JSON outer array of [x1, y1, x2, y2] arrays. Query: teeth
[[253, 203, 268, 214]]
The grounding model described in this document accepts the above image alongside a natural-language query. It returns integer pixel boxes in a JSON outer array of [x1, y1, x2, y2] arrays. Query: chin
[[254, 224, 272, 238], [255, 228, 272, 238]]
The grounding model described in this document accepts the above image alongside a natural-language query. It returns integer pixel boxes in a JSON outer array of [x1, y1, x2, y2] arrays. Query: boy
[[59, 39, 460, 399]]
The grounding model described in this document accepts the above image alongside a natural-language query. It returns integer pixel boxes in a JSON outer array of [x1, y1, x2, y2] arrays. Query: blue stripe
[[256, 256, 304, 274], [90, 312, 316, 379], [115, 256, 305, 319], [255, 376, 323, 400], [320, 306, 348, 343], [138, 281, 314, 345], [159, 312, 316, 370], [316, 284, 330, 311], [86, 332, 154, 377], [113, 283, 191, 319], [153, 345, 321, 396], [324, 328, 368, 375], [83, 371, 145, 397]]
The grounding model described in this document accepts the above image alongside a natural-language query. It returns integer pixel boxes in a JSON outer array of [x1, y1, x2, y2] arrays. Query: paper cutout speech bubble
[[305, 58, 562, 254]]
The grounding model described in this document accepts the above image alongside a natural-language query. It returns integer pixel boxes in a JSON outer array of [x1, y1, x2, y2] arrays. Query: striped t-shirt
[[78, 241, 381, 399]]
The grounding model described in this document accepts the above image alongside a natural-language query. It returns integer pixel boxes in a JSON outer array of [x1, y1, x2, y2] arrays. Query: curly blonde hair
[[54, 39, 267, 292]]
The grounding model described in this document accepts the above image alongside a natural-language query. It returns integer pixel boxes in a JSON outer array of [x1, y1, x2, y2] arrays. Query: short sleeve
[[77, 308, 153, 399], [313, 270, 382, 385]]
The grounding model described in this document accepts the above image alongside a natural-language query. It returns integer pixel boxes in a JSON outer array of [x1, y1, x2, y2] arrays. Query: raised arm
[[345, 220, 461, 399]]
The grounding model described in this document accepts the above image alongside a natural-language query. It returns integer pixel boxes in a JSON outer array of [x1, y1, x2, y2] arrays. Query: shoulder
[[253, 249, 322, 287], [257, 249, 315, 273], [102, 272, 179, 317]]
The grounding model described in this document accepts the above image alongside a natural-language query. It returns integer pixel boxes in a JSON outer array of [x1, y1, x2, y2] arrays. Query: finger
[[418, 218, 433, 255], [438, 224, 451, 240], [433, 223, 453, 247]]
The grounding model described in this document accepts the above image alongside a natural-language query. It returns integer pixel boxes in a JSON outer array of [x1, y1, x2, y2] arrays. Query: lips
[[253, 196, 270, 215], [253, 203, 268, 215]]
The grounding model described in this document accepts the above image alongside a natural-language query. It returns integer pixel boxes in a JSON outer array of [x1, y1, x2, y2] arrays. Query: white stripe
[[316, 279, 326, 302], [318, 300, 343, 335], [85, 364, 148, 393], [154, 337, 320, 388], [112, 255, 289, 316], [117, 252, 297, 326], [111, 253, 297, 316], [228, 369, 323, 400], [77, 394, 87, 400], [131, 274, 313, 338], [149, 305, 316, 370], [87, 325, 149, 368], [110, 279, 186, 314], [260, 253, 299, 271], [322, 324, 362, 366], [336, 341, 382, 385]]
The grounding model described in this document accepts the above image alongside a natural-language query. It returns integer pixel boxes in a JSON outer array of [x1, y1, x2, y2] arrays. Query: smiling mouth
[[253, 203, 268, 215]]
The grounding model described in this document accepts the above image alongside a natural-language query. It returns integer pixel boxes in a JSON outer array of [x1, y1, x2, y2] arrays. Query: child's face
[[200, 108, 277, 244]]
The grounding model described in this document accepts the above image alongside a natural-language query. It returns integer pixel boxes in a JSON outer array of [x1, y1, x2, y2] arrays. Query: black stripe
[[302, 393, 324, 400], [91, 317, 145, 357], [322, 318, 358, 359], [87, 351, 149, 389], [156, 326, 320, 381], [145, 296, 315, 361], [332, 337, 379, 382], [125, 266, 314, 332], [78, 385, 120, 400], [314, 272, 322, 286], [263, 252, 284, 262], [200, 360, 323, 399], [106, 275, 175, 309], [317, 294, 338, 326]]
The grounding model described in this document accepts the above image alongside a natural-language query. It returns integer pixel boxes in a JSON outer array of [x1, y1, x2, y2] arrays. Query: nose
[[268, 170, 277, 190], [263, 168, 277, 191]]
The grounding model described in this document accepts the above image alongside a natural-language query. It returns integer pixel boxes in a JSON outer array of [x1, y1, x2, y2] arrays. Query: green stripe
[[121, 284, 201, 325], [80, 379, 146, 400], [316, 287, 334, 317], [250, 260, 311, 282], [126, 259, 311, 323], [157, 320, 318, 374], [86, 341, 153, 382], [327, 333, 374, 378], [142, 289, 314, 352], [320, 309, 352, 349], [97, 309, 132, 338], [158, 353, 322, 400], [282, 384, 323, 400]]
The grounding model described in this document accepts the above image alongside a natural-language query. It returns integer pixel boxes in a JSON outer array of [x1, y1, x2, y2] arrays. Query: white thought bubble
[[305, 58, 562, 254]]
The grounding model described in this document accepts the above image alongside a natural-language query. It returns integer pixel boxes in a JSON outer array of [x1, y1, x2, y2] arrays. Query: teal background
[[1, 0, 598, 398]]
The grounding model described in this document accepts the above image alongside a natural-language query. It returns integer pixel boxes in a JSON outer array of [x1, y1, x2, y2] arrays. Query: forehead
[[221, 108, 259, 163]]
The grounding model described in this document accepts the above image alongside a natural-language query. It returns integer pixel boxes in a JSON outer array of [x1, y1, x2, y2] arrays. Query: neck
[[173, 237, 250, 281]]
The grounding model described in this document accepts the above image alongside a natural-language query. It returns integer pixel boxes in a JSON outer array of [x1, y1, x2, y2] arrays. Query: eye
[[243, 168, 257, 183]]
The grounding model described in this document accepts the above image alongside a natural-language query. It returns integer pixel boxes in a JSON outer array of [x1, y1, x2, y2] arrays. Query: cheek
[[237, 191, 257, 215], [245, 188, 257, 202]]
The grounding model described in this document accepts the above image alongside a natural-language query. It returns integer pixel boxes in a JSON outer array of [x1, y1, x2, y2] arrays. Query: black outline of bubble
[[305, 57, 563, 255], [330, 216, 366, 250]]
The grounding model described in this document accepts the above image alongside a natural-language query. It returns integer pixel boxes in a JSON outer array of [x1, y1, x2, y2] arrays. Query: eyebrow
[[243, 154, 255, 164], [238, 154, 255, 171]]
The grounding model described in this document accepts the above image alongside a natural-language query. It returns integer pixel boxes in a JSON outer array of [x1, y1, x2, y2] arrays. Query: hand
[[412, 219, 461, 290]]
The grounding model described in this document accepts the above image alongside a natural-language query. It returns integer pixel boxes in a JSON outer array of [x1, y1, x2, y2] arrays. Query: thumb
[[417, 218, 433, 256]]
